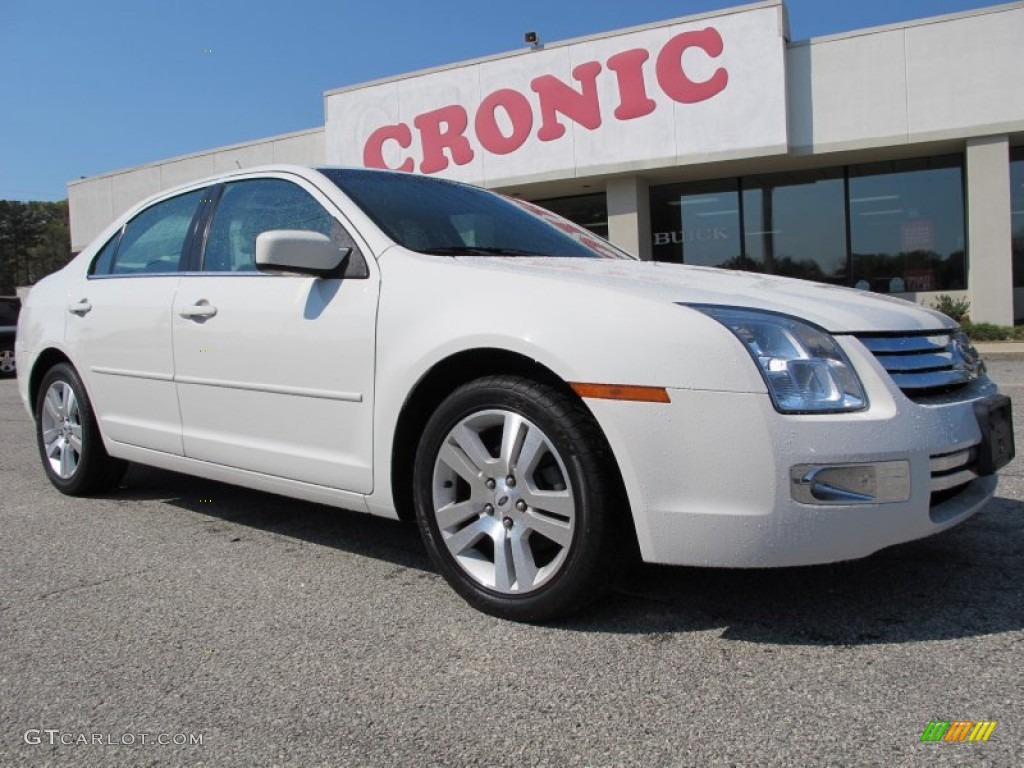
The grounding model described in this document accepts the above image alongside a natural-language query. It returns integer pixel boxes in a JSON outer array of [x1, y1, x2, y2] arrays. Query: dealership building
[[68, 0, 1024, 323]]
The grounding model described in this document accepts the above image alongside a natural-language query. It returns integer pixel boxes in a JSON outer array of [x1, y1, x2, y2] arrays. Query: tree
[[0, 200, 71, 294]]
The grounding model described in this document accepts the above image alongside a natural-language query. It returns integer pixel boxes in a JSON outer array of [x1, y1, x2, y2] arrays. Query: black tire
[[413, 375, 626, 622], [35, 363, 127, 495]]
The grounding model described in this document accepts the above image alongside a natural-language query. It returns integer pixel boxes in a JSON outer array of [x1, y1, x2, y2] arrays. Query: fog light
[[791, 461, 910, 505]]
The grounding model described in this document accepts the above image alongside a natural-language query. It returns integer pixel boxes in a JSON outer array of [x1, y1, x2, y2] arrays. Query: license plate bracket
[[974, 394, 1015, 475]]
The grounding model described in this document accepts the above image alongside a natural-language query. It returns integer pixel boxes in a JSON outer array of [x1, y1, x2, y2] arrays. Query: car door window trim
[[183, 184, 224, 273]]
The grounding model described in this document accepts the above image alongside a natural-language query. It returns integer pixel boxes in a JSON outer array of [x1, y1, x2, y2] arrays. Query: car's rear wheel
[[35, 363, 126, 495], [413, 375, 624, 622]]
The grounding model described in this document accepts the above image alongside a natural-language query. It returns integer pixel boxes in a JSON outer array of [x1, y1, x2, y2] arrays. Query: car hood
[[455, 257, 954, 334]]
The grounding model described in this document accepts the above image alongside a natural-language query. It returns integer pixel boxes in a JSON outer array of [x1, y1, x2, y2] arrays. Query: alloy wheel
[[431, 409, 576, 594], [40, 380, 83, 479]]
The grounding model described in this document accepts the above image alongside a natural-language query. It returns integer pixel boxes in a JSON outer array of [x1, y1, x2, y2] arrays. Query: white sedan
[[16, 165, 1015, 621]]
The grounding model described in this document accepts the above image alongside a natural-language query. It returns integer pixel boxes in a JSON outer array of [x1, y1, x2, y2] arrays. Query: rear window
[[92, 189, 205, 276]]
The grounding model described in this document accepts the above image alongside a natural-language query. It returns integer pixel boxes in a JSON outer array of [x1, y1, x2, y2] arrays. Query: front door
[[171, 176, 378, 493]]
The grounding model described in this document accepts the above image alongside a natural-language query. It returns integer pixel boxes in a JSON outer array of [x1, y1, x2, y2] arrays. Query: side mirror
[[255, 230, 350, 277]]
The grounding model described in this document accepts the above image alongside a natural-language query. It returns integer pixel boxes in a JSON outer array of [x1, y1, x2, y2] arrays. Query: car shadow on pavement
[[109, 465, 1024, 646], [111, 464, 433, 574], [567, 495, 1024, 645]]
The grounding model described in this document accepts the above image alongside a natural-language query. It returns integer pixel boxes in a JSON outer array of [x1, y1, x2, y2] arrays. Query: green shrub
[[960, 322, 1024, 342], [928, 294, 971, 323], [926, 295, 1024, 342]]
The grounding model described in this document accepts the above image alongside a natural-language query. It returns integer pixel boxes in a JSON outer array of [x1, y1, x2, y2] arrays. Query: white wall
[[787, 3, 1024, 154], [966, 136, 1014, 325], [68, 178, 116, 254]]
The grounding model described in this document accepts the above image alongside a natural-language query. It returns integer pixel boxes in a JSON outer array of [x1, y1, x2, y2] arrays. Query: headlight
[[691, 306, 868, 414]]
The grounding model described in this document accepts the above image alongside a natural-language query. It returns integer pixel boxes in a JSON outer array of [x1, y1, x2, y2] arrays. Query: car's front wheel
[[413, 375, 625, 622], [35, 363, 127, 495]]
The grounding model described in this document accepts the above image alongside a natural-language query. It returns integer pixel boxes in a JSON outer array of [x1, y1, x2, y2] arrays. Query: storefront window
[[649, 179, 742, 267], [742, 169, 846, 284], [649, 154, 968, 294], [848, 156, 965, 293], [533, 193, 608, 238], [1012, 147, 1024, 289]]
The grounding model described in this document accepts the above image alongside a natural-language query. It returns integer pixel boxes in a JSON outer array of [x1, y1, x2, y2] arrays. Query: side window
[[109, 189, 205, 276], [203, 179, 351, 273], [88, 231, 122, 276]]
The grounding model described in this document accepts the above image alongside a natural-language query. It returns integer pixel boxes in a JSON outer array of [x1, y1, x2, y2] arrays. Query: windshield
[[318, 168, 632, 260]]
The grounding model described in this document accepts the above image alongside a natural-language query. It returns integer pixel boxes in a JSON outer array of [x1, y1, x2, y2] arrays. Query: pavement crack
[[38, 568, 150, 600]]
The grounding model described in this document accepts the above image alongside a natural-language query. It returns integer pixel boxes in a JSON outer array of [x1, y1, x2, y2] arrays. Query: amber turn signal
[[569, 382, 671, 403]]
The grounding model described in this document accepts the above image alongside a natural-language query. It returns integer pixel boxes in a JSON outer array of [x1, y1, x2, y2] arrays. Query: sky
[[0, 0, 1008, 201]]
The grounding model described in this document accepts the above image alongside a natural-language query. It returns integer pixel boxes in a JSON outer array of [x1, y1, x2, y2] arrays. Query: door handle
[[68, 300, 92, 316], [179, 302, 218, 320]]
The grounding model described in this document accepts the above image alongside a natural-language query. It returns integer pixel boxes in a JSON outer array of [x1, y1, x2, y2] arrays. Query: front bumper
[[585, 365, 1002, 568]]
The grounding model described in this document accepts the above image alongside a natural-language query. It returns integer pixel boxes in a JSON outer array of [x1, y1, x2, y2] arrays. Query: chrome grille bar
[[929, 448, 974, 474], [890, 369, 973, 390], [856, 331, 982, 397], [929, 446, 979, 494], [860, 335, 949, 354], [931, 469, 978, 493]]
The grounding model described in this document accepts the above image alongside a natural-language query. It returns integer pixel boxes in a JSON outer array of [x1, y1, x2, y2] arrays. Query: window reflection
[[848, 156, 965, 293], [743, 170, 846, 284], [205, 180, 337, 272], [109, 189, 205, 275], [648, 154, 968, 294], [650, 179, 741, 267], [533, 193, 609, 238]]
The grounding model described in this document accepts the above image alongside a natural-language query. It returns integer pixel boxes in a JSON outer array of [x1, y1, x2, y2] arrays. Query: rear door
[[171, 175, 379, 492], [67, 188, 209, 455]]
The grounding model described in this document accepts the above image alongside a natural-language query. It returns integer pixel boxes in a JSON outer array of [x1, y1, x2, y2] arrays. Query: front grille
[[929, 446, 981, 515], [930, 447, 978, 494], [856, 331, 982, 398]]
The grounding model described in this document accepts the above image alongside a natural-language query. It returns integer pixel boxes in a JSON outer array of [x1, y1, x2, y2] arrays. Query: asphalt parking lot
[[1, 361, 1022, 767]]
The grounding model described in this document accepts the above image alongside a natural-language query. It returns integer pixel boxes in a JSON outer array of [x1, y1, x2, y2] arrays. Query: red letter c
[[656, 28, 729, 104], [363, 124, 414, 171]]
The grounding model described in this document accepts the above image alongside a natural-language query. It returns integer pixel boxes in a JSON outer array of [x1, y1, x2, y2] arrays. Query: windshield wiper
[[421, 246, 547, 257]]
